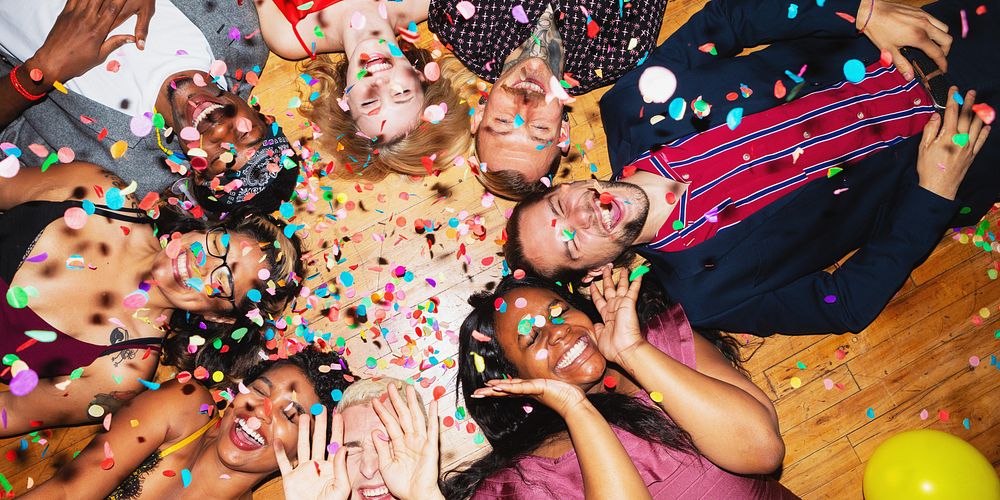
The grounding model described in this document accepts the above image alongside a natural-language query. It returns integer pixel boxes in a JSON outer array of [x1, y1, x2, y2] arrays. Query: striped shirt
[[623, 63, 934, 252]]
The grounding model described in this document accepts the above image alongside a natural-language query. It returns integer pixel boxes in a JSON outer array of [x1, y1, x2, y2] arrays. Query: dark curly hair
[[155, 208, 307, 384], [443, 275, 744, 499], [240, 347, 354, 410]]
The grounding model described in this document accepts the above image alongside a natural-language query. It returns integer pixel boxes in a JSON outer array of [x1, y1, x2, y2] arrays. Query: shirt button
[[913, 98, 922, 105], [857, 112, 865, 119], [703, 261, 717, 270], [803, 131, 811, 139], [742, 153, 751, 161]]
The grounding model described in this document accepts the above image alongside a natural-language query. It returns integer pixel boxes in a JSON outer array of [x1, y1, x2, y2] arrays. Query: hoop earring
[[562, 110, 569, 122], [479, 95, 488, 105]]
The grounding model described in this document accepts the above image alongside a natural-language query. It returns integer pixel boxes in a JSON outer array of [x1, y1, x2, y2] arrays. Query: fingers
[[957, 90, 976, 134], [922, 11, 949, 34], [372, 428, 393, 471], [312, 407, 328, 462], [891, 49, 914, 81], [134, 3, 154, 50], [921, 113, 942, 148], [625, 272, 643, 302], [274, 440, 293, 476], [972, 125, 991, 155], [371, 395, 405, 445], [332, 444, 349, 486], [912, 38, 949, 75], [925, 23, 953, 59], [331, 412, 345, 451], [943, 86, 960, 132], [296, 413, 311, 466], [386, 383, 414, 435], [589, 280, 607, 311], [426, 400, 439, 443], [404, 385, 426, 439], [98, 34, 136, 60], [601, 266, 615, 298], [615, 267, 629, 297]]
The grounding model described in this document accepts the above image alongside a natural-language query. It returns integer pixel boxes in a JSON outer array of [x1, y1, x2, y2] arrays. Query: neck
[[627, 171, 688, 245], [500, 5, 564, 77], [126, 227, 175, 326], [320, 0, 428, 50], [185, 433, 264, 498], [339, 2, 398, 57]]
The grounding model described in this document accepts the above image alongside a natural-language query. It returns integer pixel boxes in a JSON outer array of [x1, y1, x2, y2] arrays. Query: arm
[[591, 272, 783, 474], [474, 379, 652, 500], [0, 345, 158, 437], [22, 380, 207, 500], [739, 87, 989, 335], [0, 0, 138, 131], [0, 161, 133, 210]]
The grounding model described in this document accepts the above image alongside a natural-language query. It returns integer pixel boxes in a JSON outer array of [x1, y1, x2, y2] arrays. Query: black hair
[[155, 208, 307, 384], [193, 162, 298, 215], [444, 275, 747, 499], [241, 346, 354, 410]]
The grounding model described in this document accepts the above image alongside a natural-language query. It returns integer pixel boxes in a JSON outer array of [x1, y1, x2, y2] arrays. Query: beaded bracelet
[[9, 65, 46, 101]]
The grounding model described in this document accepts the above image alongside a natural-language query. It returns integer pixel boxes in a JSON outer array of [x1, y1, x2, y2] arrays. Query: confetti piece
[[138, 378, 161, 390], [629, 265, 650, 282], [879, 49, 893, 67], [603, 376, 618, 389], [310, 403, 324, 415], [789, 377, 802, 389], [824, 295, 837, 303], [787, 3, 798, 18], [9, 369, 38, 396], [920, 408, 929, 420], [952, 133, 970, 147], [843, 59, 866, 83], [698, 43, 717, 55], [823, 378, 834, 390], [0, 155, 20, 178], [511, 4, 529, 23], [638, 66, 677, 104], [25, 330, 56, 343], [725, 107, 743, 130], [972, 103, 995, 124], [181, 469, 192, 488], [866, 407, 875, 419], [423, 61, 440, 82], [774, 80, 787, 99], [970, 356, 980, 367], [649, 391, 663, 403], [456, 1, 476, 19], [668, 97, 686, 120]]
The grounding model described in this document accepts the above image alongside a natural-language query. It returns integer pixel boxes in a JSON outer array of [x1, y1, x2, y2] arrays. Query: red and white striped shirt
[[624, 63, 934, 252]]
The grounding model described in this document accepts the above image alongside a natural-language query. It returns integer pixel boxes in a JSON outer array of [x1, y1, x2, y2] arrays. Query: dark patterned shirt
[[429, 0, 669, 95]]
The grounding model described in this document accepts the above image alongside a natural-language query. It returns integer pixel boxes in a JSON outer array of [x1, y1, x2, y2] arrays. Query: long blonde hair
[[300, 45, 476, 180]]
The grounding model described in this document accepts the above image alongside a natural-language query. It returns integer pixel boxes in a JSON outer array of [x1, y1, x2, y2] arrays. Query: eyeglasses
[[205, 227, 238, 311]]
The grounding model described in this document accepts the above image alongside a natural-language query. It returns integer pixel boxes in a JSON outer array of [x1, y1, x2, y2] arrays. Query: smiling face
[[162, 72, 269, 180], [150, 229, 268, 316], [514, 181, 649, 278], [494, 287, 606, 389], [342, 402, 395, 500], [476, 57, 566, 184], [215, 364, 321, 472], [344, 40, 426, 142]]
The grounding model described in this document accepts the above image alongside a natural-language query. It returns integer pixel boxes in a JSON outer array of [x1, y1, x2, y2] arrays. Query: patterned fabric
[[429, 0, 669, 94], [624, 63, 933, 252]]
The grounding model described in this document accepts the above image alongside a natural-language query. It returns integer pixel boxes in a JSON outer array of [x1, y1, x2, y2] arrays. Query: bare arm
[[591, 271, 783, 474], [0, 161, 132, 210], [0, 346, 158, 437], [23, 380, 210, 500]]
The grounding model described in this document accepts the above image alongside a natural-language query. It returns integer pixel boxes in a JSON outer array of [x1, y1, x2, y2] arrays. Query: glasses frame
[[205, 227, 239, 312]]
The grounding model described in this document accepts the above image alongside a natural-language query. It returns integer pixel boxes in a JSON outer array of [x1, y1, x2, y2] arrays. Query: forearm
[[0, 60, 51, 131], [618, 342, 782, 473], [564, 402, 651, 500]]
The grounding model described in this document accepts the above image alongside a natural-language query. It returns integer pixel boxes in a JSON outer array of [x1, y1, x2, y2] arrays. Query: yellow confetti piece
[[472, 352, 485, 373], [52, 81, 67, 94], [650, 115, 665, 125], [130, 419, 139, 427], [110, 141, 128, 159], [980, 308, 991, 319], [790, 377, 802, 389], [649, 391, 663, 403], [212, 370, 225, 383]]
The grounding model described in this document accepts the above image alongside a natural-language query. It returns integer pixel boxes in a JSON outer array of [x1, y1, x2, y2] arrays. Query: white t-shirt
[[0, 0, 224, 116]]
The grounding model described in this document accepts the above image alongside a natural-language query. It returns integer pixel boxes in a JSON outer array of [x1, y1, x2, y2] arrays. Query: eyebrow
[[258, 376, 273, 389], [545, 196, 573, 260], [343, 440, 362, 448], [484, 124, 510, 137]]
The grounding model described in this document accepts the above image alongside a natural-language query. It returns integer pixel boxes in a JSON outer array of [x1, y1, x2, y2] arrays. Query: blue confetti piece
[[388, 43, 403, 57], [788, 3, 799, 18], [963, 417, 971, 430], [340, 271, 354, 287], [817, 0, 825, 5], [310, 403, 325, 415], [181, 469, 192, 488], [138, 378, 161, 390], [784, 69, 804, 84], [513, 114, 525, 128], [952, 91, 964, 105], [283, 223, 303, 238], [331, 389, 343, 402], [246, 289, 262, 302], [279, 201, 294, 219], [865, 407, 875, 419], [669, 97, 686, 120], [185, 277, 204, 291], [843, 59, 866, 84], [82, 200, 96, 215], [105, 188, 124, 210], [726, 107, 744, 130]]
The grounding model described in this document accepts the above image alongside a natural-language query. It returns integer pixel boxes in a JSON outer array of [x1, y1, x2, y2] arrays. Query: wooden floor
[[1, 0, 998, 498]]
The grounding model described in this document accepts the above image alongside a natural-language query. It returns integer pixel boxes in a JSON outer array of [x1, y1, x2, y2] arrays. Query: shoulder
[[128, 379, 214, 422]]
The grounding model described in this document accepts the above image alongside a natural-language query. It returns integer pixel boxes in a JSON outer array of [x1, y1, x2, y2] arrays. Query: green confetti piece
[[41, 152, 58, 172], [153, 113, 165, 128], [959, 206, 972, 214], [629, 265, 650, 282], [796, 361, 807, 369], [69, 367, 84, 379], [313, 25, 325, 38], [356, 69, 369, 80], [0, 473, 10, 493], [561, 228, 576, 241], [231, 327, 248, 341], [952, 133, 969, 147], [473, 433, 485, 445], [671, 220, 685, 231], [827, 167, 844, 178]]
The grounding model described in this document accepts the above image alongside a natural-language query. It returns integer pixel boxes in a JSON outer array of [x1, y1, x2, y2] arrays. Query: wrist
[[21, 58, 57, 93], [856, 0, 876, 31], [613, 339, 651, 368]]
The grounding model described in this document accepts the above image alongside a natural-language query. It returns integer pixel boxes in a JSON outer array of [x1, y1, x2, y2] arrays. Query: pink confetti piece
[[970, 355, 980, 367], [960, 9, 968, 38], [638, 66, 677, 104], [0, 155, 20, 178], [920, 408, 929, 420], [456, 1, 476, 19], [511, 4, 529, 23]]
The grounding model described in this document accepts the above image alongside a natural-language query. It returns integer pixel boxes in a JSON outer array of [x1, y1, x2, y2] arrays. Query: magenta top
[[471, 304, 799, 500]]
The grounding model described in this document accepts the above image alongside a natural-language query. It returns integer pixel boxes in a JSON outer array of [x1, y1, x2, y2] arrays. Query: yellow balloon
[[864, 429, 1000, 500]]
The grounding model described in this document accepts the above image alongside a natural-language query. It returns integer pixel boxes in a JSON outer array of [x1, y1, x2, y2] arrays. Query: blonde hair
[[300, 46, 476, 180], [337, 377, 425, 416]]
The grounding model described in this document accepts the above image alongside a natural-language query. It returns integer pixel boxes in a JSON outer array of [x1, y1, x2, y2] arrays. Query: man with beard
[[503, 0, 998, 336], [429, 0, 668, 200], [0, 0, 296, 215]]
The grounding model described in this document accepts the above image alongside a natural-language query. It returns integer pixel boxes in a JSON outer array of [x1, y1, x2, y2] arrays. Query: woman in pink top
[[447, 269, 798, 499]]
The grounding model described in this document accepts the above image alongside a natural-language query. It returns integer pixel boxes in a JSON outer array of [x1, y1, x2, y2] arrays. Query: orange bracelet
[[9, 65, 46, 101]]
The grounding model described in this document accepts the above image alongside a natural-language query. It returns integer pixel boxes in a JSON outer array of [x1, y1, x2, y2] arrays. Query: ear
[[558, 117, 571, 154], [581, 263, 612, 283], [203, 313, 237, 324], [471, 96, 486, 133]]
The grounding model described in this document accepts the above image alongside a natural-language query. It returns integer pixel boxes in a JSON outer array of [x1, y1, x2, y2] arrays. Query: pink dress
[[471, 305, 799, 500]]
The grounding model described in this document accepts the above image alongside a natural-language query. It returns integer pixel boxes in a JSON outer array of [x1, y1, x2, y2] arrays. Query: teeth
[[557, 337, 587, 369], [361, 486, 389, 497], [177, 251, 189, 280], [512, 81, 545, 94], [236, 418, 265, 446], [193, 103, 224, 128]]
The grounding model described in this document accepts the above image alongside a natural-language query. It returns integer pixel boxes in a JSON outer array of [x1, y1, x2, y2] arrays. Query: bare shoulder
[[127, 380, 215, 427]]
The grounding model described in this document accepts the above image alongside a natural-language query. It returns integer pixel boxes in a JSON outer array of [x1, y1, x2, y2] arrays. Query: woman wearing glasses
[[0, 161, 304, 437]]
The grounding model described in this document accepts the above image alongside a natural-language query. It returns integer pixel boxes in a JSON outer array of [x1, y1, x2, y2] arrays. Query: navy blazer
[[599, 0, 998, 335]]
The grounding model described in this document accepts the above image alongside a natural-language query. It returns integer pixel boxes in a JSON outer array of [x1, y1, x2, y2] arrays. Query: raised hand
[[472, 377, 588, 419], [589, 267, 646, 365], [274, 408, 351, 500], [370, 384, 444, 500], [916, 87, 991, 201], [858, 0, 953, 80]]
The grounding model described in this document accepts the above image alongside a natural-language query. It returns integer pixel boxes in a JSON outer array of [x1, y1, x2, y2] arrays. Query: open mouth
[[187, 96, 226, 132], [511, 78, 545, 94], [556, 336, 590, 370], [229, 416, 266, 451], [593, 192, 623, 232], [359, 485, 392, 499], [171, 250, 193, 287], [363, 54, 393, 74]]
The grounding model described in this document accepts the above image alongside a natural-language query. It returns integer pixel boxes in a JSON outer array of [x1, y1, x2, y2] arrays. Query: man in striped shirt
[[503, 0, 997, 336]]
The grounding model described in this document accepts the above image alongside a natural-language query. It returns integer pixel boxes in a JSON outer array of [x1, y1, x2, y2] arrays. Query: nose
[[247, 395, 272, 424], [360, 446, 379, 479], [545, 322, 570, 346], [567, 194, 593, 230], [204, 119, 234, 143]]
